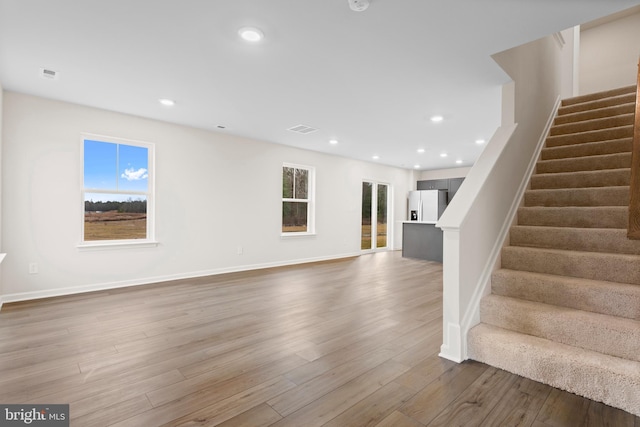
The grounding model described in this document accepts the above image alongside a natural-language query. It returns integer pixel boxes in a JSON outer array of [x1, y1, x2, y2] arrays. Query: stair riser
[[536, 153, 631, 174], [468, 324, 640, 417], [492, 269, 640, 320], [530, 169, 630, 189], [517, 207, 628, 228], [541, 138, 632, 160], [480, 296, 640, 362], [554, 103, 636, 126], [510, 226, 640, 255], [524, 187, 629, 207], [546, 126, 633, 148], [559, 91, 636, 112], [502, 246, 640, 285], [550, 114, 634, 136]]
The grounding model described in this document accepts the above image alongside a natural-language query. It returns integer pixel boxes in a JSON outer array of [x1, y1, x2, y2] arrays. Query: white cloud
[[121, 167, 148, 181]]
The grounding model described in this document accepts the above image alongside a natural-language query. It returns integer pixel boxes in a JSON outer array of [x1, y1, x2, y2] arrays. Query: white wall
[[437, 30, 571, 362], [580, 8, 640, 94], [418, 167, 471, 182], [1, 92, 413, 302]]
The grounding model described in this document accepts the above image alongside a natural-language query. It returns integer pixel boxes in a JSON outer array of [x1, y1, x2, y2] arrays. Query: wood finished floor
[[1, 251, 638, 426]]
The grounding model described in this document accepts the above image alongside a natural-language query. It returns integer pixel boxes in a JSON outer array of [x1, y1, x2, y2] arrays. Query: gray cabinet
[[448, 177, 464, 203], [417, 179, 448, 191], [402, 223, 443, 262]]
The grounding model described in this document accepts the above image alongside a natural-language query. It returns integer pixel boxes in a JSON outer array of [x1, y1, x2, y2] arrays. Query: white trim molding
[[0, 252, 360, 306]]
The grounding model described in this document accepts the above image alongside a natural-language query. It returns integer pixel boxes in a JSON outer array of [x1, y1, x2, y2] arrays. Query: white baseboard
[[0, 252, 361, 306], [439, 322, 464, 363]]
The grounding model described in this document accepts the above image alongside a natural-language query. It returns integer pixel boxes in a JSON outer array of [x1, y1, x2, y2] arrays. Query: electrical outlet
[[237, 246, 243, 255], [29, 263, 38, 274]]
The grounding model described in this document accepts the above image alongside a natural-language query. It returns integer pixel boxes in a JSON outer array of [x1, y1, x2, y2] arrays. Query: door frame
[[361, 180, 392, 253]]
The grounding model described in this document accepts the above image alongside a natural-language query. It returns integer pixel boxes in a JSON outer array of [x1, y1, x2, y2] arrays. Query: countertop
[[402, 220, 438, 225]]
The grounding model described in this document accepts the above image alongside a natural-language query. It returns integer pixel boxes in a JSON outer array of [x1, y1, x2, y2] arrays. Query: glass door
[[361, 181, 390, 251]]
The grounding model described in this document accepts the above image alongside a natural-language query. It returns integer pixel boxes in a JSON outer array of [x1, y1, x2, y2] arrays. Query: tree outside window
[[282, 164, 314, 234]]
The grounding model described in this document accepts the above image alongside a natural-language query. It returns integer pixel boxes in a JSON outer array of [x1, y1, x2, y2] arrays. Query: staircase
[[467, 85, 640, 416]]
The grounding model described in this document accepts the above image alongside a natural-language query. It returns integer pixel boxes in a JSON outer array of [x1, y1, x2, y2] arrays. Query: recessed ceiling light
[[159, 98, 175, 106], [475, 139, 485, 144], [430, 115, 444, 123], [414, 164, 421, 169], [456, 159, 463, 164], [372, 155, 379, 160], [440, 153, 448, 158], [417, 148, 425, 154], [329, 139, 338, 145], [239, 27, 264, 42]]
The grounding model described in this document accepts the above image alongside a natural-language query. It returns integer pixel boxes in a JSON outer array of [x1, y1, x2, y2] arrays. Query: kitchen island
[[402, 221, 443, 262]]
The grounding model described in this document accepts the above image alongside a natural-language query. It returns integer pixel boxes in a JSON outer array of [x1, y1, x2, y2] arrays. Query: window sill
[[280, 232, 317, 238], [77, 240, 160, 251]]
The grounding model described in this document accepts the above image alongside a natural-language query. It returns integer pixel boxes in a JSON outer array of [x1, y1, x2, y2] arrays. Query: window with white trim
[[282, 164, 315, 234], [81, 135, 155, 244]]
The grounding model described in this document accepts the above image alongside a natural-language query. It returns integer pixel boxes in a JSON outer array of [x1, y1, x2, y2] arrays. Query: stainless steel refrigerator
[[407, 190, 448, 222]]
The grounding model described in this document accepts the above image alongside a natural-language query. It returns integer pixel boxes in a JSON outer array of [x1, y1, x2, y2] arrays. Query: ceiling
[[1, 0, 638, 171]]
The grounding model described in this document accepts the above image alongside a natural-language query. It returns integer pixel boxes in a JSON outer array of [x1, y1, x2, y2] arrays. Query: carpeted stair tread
[[467, 323, 640, 417], [501, 246, 640, 285], [524, 186, 629, 207], [491, 269, 640, 320], [560, 85, 636, 106], [553, 102, 636, 125], [545, 125, 633, 147], [540, 137, 632, 160], [473, 84, 640, 418], [517, 206, 628, 228], [558, 92, 636, 116], [510, 225, 640, 254], [530, 168, 630, 189], [536, 152, 630, 174], [480, 294, 640, 362], [549, 113, 634, 136]]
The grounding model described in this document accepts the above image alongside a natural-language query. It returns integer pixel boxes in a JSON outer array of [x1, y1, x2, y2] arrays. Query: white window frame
[[79, 133, 157, 249], [281, 163, 315, 237]]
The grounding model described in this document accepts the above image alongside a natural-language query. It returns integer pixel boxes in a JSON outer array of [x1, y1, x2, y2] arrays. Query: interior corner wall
[[579, 9, 640, 94], [1, 92, 413, 302]]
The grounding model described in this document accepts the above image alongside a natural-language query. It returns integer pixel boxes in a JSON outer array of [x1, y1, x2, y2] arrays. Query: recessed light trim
[[414, 164, 420, 169], [417, 148, 425, 154], [329, 139, 338, 145], [159, 98, 175, 106], [440, 153, 448, 158], [239, 27, 264, 42], [372, 155, 380, 160], [475, 139, 486, 144], [456, 159, 463, 164], [430, 115, 444, 123]]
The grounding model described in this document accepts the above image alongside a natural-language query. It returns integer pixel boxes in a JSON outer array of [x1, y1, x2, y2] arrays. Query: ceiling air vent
[[287, 124, 318, 135], [40, 68, 59, 80]]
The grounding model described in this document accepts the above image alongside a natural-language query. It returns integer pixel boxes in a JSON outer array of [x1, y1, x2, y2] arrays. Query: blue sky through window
[[84, 139, 149, 202]]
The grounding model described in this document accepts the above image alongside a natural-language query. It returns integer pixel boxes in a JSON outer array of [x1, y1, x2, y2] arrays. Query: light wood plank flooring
[[0, 251, 638, 426]]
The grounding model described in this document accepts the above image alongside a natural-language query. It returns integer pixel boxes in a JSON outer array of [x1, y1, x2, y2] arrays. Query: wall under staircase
[[468, 85, 640, 416]]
